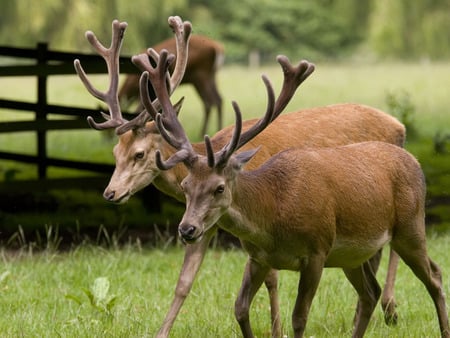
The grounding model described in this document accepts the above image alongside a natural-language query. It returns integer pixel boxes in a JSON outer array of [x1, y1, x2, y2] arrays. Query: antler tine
[[272, 56, 315, 121], [167, 16, 192, 92], [74, 20, 128, 130], [116, 16, 192, 135], [205, 102, 243, 168], [232, 75, 276, 150]]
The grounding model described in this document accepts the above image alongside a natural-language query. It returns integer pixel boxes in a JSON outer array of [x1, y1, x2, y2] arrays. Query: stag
[[119, 35, 224, 136], [152, 56, 450, 337], [75, 18, 406, 337]]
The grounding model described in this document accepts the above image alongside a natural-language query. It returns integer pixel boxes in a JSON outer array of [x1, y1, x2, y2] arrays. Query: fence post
[[36, 42, 48, 179]]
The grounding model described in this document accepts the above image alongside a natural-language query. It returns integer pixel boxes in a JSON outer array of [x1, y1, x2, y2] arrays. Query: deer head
[[74, 17, 191, 203]]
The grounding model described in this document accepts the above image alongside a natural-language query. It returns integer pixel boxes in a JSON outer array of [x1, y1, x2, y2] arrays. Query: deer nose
[[178, 224, 197, 241], [103, 189, 115, 201]]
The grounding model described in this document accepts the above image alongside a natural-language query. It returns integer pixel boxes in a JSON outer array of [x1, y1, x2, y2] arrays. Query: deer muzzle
[[178, 223, 202, 243], [103, 187, 130, 204]]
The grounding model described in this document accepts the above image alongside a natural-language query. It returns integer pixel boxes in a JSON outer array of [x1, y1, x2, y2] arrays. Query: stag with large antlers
[[76, 18, 408, 337], [153, 55, 449, 337]]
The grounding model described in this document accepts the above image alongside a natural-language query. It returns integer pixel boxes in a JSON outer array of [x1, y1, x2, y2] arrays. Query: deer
[[118, 34, 224, 137], [150, 48, 450, 337], [75, 18, 406, 337]]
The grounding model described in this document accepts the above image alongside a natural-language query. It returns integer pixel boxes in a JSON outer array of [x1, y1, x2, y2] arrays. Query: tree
[[368, 0, 450, 60]]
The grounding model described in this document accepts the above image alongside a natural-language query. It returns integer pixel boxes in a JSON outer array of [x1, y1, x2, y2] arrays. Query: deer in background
[[151, 51, 450, 337], [118, 34, 224, 136], [76, 18, 406, 337]]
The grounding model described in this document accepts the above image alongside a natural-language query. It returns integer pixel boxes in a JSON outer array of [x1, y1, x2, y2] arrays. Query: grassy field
[[0, 230, 449, 337]]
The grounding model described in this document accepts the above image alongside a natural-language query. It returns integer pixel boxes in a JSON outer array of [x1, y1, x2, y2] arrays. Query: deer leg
[[264, 269, 282, 337], [393, 242, 450, 337], [343, 261, 381, 338], [193, 78, 221, 136], [363, 248, 399, 326], [156, 226, 218, 338], [201, 106, 212, 137], [381, 247, 399, 325], [235, 258, 272, 338], [292, 255, 326, 338], [210, 80, 223, 131]]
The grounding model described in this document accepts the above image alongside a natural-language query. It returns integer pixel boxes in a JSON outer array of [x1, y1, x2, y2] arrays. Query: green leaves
[[66, 277, 117, 316]]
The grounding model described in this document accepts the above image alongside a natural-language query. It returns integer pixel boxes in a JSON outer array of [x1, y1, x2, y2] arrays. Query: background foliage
[[1, 0, 449, 62]]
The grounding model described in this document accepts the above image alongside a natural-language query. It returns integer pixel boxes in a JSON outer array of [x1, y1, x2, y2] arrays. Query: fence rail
[[0, 42, 139, 185]]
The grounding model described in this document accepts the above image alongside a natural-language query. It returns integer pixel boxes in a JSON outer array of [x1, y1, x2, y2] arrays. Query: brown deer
[[75, 18, 405, 337], [118, 35, 224, 136], [151, 55, 450, 337]]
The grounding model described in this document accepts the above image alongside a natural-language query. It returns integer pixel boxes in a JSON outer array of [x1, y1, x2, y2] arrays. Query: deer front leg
[[292, 255, 326, 338], [156, 226, 218, 338], [264, 269, 282, 337], [235, 258, 272, 338]]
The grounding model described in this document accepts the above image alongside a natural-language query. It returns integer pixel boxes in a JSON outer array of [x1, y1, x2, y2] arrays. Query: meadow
[[0, 233, 449, 337], [1, 60, 450, 336]]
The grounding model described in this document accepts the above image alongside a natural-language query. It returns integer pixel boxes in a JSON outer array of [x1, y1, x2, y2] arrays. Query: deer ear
[[232, 147, 260, 169]]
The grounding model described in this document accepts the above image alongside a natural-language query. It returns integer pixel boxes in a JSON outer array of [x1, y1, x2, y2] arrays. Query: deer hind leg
[[264, 269, 282, 337], [235, 258, 272, 338], [343, 261, 381, 338], [210, 79, 223, 131], [392, 240, 450, 337], [365, 248, 400, 326], [381, 248, 400, 325], [193, 78, 222, 136], [156, 226, 217, 338]]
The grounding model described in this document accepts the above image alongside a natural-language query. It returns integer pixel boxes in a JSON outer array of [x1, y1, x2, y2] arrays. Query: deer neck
[[218, 169, 279, 244]]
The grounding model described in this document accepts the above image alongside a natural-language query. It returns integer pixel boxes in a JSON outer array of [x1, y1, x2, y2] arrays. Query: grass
[[0, 229, 449, 337]]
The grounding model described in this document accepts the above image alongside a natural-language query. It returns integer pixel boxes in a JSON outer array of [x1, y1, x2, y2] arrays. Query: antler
[[272, 56, 315, 121], [134, 50, 197, 170], [155, 56, 315, 170], [74, 20, 127, 130], [115, 16, 192, 135], [206, 75, 276, 168], [230, 57, 315, 149], [74, 16, 192, 135]]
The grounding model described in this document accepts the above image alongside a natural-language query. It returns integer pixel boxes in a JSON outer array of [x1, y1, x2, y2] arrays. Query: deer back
[[214, 103, 405, 170]]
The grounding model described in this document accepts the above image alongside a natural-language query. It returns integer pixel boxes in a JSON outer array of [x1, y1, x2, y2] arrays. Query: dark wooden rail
[[0, 43, 140, 186]]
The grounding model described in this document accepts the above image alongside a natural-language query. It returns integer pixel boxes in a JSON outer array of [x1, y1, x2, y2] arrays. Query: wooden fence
[[0, 42, 140, 192]]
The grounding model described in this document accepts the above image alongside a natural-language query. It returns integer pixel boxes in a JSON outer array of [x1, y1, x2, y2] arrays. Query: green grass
[[0, 230, 448, 337]]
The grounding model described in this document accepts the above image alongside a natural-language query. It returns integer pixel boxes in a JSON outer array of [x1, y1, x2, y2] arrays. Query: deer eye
[[134, 151, 145, 160], [215, 184, 225, 195]]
